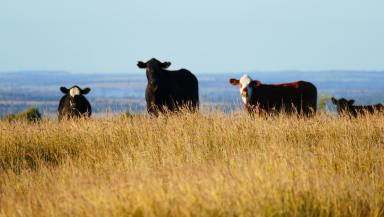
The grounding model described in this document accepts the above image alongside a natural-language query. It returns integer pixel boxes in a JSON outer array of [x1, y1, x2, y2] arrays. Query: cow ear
[[229, 79, 240, 86], [81, 87, 91, 95], [60, 87, 69, 94], [250, 80, 261, 87], [349, 100, 355, 105], [162, 61, 171, 68], [331, 97, 337, 104], [137, 61, 147, 69]]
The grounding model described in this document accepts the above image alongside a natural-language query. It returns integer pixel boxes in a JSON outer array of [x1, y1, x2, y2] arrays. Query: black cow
[[137, 58, 199, 115], [331, 97, 384, 117], [58, 86, 92, 120]]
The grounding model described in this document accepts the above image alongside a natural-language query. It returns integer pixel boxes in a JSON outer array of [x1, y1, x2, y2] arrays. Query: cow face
[[137, 58, 171, 86], [60, 86, 91, 110], [331, 97, 354, 114], [229, 74, 260, 104]]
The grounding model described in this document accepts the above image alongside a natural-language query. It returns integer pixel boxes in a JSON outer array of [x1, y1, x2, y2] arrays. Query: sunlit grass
[[0, 111, 383, 217]]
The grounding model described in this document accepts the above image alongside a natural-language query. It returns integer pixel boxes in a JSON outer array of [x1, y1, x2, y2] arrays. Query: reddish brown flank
[[270, 81, 302, 88]]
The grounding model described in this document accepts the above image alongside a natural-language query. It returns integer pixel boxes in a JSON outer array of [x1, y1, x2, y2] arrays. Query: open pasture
[[0, 112, 383, 217]]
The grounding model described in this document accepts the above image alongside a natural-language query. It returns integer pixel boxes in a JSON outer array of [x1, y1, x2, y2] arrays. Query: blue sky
[[0, 0, 383, 73]]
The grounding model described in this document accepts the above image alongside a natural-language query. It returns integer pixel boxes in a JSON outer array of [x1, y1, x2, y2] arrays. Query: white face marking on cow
[[69, 87, 80, 97], [239, 74, 253, 104]]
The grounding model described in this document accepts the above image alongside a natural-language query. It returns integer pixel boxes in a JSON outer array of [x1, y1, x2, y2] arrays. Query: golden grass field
[[0, 111, 383, 217]]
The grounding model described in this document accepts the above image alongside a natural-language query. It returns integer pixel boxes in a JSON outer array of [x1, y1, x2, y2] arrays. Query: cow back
[[250, 81, 317, 115]]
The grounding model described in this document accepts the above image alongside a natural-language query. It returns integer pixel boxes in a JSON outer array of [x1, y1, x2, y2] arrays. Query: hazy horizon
[[1, 70, 383, 117]]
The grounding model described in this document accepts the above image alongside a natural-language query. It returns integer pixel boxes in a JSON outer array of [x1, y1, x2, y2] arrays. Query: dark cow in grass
[[58, 86, 92, 120], [137, 58, 199, 116], [229, 74, 317, 116], [331, 97, 384, 117]]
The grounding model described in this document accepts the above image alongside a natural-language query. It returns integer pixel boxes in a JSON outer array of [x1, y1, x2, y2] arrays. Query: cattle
[[331, 97, 384, 117], [58, 86, 92, 120], [229, 74, 317, 116], [137, 58, 199, 116]]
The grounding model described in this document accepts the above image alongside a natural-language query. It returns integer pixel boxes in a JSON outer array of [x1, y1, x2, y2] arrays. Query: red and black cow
[[229, 74, 317, 116], [331, 97, 384, 117]]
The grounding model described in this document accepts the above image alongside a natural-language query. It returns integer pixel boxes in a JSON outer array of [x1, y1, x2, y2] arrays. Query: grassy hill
[[0, 112, 383, 217]]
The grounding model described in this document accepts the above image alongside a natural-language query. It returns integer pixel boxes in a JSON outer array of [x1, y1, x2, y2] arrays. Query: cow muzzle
[[69, 97, 79, 110], [70, 101, 77, 109], [149, 82, 159, 92], [241, 88, 248, 97]]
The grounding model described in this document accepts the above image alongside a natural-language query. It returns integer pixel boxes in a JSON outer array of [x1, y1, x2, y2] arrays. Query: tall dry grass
[[0, 111, 383, 217]]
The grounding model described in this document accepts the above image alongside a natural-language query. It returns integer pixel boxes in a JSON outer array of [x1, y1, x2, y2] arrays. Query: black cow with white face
[[137, 58, 199, 116], [58, 86, 92, 120]]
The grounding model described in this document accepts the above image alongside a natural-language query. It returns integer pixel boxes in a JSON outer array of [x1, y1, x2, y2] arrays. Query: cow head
[[137, 58, 171, 87], [331, 97, 354, 114], [60, 86, 91, 110], [229, 74, 260, 104]]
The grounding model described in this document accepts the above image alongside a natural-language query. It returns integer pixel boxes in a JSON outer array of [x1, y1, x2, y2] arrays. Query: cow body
[[138, 58, 199, 115], [230, 74, 317, 116], [331, 97, 384, 117], [58, 86, 92, 120]]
